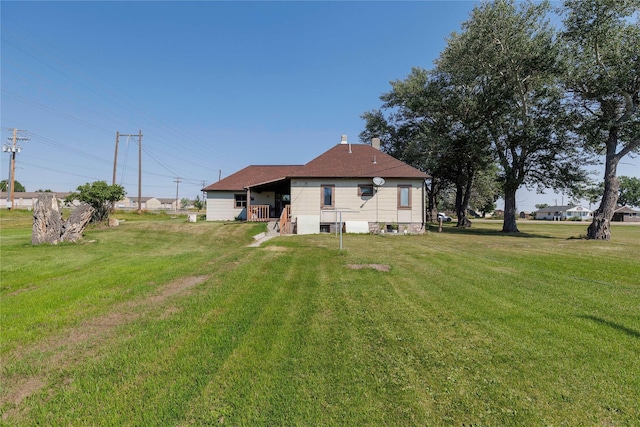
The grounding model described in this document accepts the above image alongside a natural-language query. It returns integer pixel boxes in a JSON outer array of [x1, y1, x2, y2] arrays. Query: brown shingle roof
[[203, 165, 303, 191], [615, 205, 640, 214], [202, 144, 429, 191], [292, 144, 429, 179]]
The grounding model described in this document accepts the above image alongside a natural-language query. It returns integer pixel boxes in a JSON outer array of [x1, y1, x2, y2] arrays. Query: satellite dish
[[373, 177, 385, 186]]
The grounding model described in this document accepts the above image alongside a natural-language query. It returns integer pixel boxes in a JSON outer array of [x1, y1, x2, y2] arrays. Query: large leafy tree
[[361, 68, 493, 226], [65, 181, 126, 223], [360, 70, 446, 223], [562, 0, 640, 240], [437, 0, 587, 233]]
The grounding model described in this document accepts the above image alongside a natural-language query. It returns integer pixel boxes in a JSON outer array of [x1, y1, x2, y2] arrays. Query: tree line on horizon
[[360, 0, 639, 240]]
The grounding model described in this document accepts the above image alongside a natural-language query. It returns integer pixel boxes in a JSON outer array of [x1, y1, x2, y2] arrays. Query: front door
[[275, 193, 290, 218]]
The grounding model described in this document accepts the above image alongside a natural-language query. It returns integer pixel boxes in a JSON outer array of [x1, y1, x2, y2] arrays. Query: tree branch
[[617, 135, 640, 160]]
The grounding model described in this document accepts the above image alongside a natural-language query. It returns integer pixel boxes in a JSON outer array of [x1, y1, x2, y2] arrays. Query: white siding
[[291, 178, 424, 225], [145, 198, 161, 210], [206, 191, 244, 221]]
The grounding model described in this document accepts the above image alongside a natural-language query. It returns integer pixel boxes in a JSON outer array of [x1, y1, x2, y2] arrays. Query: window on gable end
[[398, 185, 411, 209], [321, 185, 334, 208], [358, 184, 374, 197]]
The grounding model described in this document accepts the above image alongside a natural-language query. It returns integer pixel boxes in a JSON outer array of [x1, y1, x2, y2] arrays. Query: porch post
[[246, 187, 251, 221]]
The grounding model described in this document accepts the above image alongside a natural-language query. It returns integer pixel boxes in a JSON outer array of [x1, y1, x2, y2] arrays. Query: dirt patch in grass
[[347, 264, 390, 272], [1, 275, 210, 415], [1, 377, 46, 421], [4, 377, 45, 405], [148, 275, 208, 303], [6, 284, 39, 296]]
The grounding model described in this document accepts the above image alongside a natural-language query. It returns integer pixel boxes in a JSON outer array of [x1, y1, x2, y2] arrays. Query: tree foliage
[[65, 181, 125, 223], [359, 0, 637, 239], [469, 165, 502, 217], [618, 176, 640, 207], [194, 195, 205, 211], [360, 68, 494, 226], [1, 180, 25, 192], [437, 0, 588, 233], [562, 0, 640, 239]]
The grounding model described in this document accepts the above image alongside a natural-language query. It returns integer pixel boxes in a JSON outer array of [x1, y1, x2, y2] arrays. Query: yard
[[1, 210, 639, 426]]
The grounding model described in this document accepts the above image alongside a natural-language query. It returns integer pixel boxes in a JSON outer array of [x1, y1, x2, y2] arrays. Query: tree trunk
[[502, 185, 519, 233], [456, 171, 473, 228], [32, 193, 94, 245], [32, 193, 63, 245], [61, 204, 95, 242], [426, 178, 440, 223], [587, 138, 619, 240]]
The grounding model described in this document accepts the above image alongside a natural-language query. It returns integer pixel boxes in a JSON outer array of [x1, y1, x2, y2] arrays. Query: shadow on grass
[[579, 315, 640, 339], [427, 224, 555, 239]]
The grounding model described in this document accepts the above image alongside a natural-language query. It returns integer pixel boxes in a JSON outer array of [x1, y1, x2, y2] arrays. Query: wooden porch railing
[[279, 205, 291, 235], [248, 205, 270, 222]]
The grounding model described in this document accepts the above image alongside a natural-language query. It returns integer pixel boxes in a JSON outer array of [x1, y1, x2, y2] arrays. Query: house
[[117, 197, 178, 211], [613, 205, 640, 222], [535, 205, 592, 221], [565, 205, 593, 221], [1, 192, 72, 209], [202, 137, 430, 234]]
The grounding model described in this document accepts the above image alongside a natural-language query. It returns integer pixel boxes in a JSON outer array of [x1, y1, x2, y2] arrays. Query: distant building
[[535, 205, 593, 221], [613, 206, 640, 222], [0, 192, 71, 210]]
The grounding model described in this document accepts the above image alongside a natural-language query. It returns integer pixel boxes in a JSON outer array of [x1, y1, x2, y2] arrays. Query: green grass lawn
[[1, 210, 639, 426]]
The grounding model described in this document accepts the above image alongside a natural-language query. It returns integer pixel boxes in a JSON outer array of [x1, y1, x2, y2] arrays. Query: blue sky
[[1, 1, 637, 212]]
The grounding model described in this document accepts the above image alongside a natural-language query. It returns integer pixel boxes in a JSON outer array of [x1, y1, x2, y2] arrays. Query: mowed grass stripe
[[1, 210, 639, 426], [25, 246, 282, 425]]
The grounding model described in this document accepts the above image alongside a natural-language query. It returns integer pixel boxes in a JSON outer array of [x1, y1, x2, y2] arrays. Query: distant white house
[[116, 197, 179, 211], [565, 205, 593, 221], [535, 205, 593, 221]]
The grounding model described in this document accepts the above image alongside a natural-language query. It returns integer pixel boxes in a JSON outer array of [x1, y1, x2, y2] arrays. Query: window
[[398, 185, 411, 209], [358, 184, 374, 197], [235, 194, 247, 208], [321, 185, 334, 208]]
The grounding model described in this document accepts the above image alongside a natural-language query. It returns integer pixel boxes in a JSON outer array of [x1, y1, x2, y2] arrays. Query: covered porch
[[245, 178, 292, 234]]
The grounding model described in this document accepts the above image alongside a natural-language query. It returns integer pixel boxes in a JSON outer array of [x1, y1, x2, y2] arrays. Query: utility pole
[[174, 177, 181, 212], [138, 130, 142, 213], [115, 131, 142, 212], [112, 131, 119, 186], [3, 128, 29, 210], [201, 180, 206, 209]]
